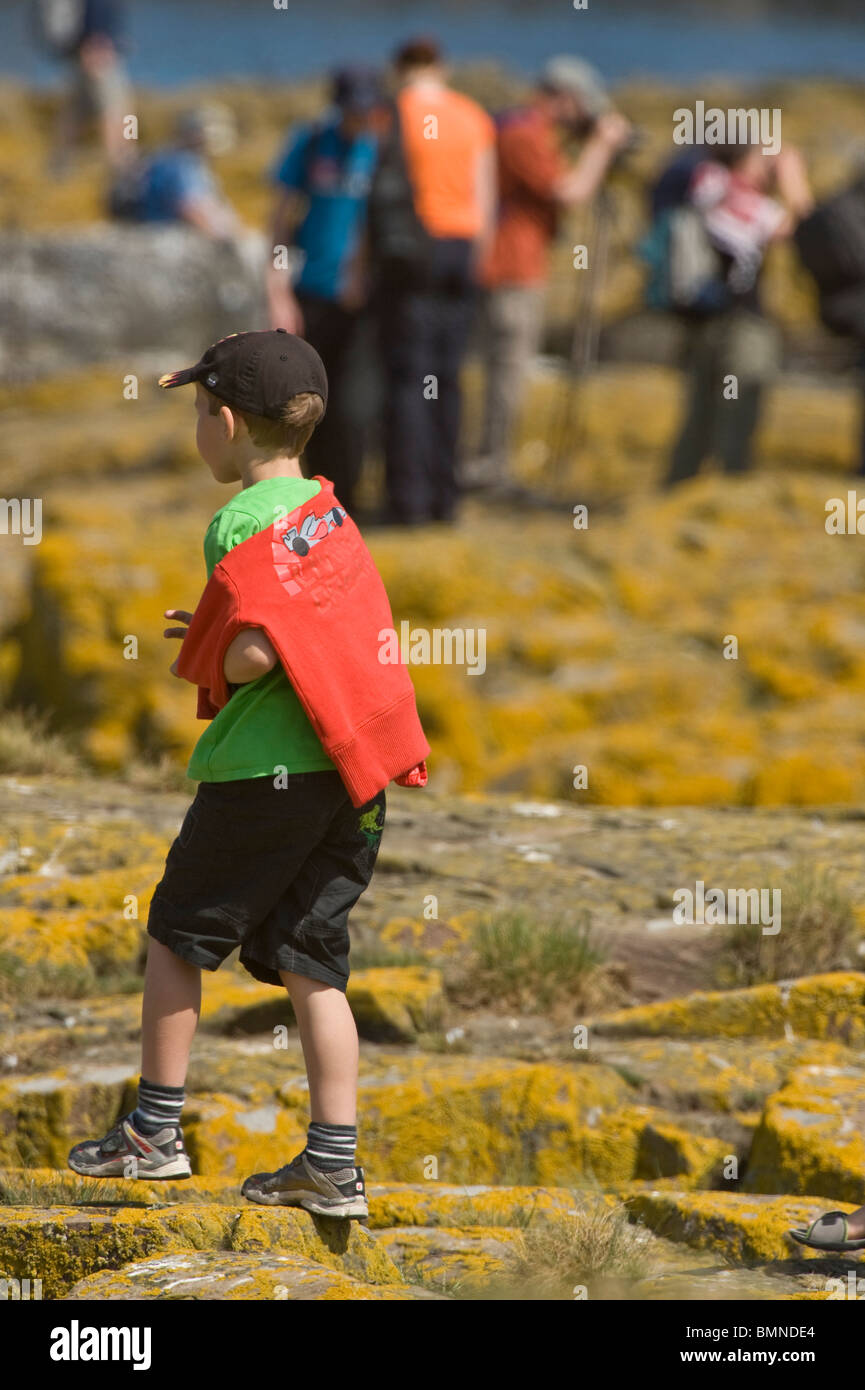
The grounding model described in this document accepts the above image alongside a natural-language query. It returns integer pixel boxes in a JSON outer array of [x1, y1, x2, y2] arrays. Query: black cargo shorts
[[147, 771, 386, 991]]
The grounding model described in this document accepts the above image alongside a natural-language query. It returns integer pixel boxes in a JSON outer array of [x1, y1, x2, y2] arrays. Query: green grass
[[123, 754, 198, 795], [713, 864, 862, 988], [445, 908, 611, 1012], [348, 940, 430, 971], [0, 1165, 118, 1207], [0, 704, 81, 776], [456, 1195, 652, 1301], [0, 950, 143, 1004]]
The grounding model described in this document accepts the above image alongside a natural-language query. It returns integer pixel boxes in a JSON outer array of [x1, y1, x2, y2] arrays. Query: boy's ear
[[219, 404, 239, 442]]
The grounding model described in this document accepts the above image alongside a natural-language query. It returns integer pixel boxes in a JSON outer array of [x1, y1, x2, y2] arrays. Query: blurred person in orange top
[[370, 35, 497, 525], [471, 56, 632, 488]]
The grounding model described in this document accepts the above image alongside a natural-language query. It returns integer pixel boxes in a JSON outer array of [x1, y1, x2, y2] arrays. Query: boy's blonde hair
[[206, 388, 325, 458]]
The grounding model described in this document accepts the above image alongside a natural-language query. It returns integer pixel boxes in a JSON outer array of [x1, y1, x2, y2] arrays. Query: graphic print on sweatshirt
[[271, 503, 347, 596]]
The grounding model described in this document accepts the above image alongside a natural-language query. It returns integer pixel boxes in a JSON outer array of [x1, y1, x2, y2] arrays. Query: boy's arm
[[223, 627, 278, 684]]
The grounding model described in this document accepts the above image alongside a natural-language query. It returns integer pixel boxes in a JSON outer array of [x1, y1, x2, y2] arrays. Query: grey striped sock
[[305, 1122, 357, 1172], [133, 1077, 185, 1136]]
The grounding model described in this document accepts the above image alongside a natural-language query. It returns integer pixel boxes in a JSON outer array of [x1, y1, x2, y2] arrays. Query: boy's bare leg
[[141, 938, 201, 1087], [280, 970, 358, 1124]]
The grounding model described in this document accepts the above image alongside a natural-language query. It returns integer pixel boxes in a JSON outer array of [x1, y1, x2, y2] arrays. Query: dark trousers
[[297, 293, 378, 511], [667, 310, 778, 485], [376, 238, 477, 524]]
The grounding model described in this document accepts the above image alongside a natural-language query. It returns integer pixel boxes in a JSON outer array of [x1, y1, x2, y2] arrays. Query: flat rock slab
[[588, 1036, 859, 1113], [197, 967, 445, 1043], [593, 973, 865, 1045], [626, 1189, 865, 1265], [366, 1183, 578, 1229], [744, 1062, 865, 1204], [631, 1264, 836, 1301], [0, 1202, 401, 1298], [63, 1251, 446, 1301], [376, 1225, 521, 1293]]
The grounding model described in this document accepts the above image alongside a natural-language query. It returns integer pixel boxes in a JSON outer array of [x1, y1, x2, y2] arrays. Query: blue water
[[5, 0, 865, 87]]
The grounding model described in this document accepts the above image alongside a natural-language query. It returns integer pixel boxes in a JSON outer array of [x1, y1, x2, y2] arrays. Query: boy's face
[[194, 384, 241, 482]]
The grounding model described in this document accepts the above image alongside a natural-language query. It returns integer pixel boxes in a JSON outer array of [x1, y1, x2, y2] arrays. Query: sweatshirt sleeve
[[174, 566, 243, 719]]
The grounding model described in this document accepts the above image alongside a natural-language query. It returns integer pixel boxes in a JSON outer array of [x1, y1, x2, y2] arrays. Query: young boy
[[68, 329, 428, 1219]]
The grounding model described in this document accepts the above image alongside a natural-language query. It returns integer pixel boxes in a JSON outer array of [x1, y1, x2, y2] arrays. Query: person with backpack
[[792, 169, 865, 472], [109, 105, 241, 239], [266, 68, 386, 515], [367, 36, 497, 526], [653, 141, 813, 485], [471, 56, 632, 490]]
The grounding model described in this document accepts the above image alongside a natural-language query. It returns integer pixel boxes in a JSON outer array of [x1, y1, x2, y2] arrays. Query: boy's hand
[[164, 608, 194, 678]]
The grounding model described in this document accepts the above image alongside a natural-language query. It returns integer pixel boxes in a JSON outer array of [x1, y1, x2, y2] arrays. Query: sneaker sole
[[68, 1156, 192, 1180], [243, 1188, 367, 1219], [300, 1195, 368, 1219]]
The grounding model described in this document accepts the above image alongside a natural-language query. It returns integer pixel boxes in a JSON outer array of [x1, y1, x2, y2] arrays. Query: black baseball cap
[[158, 329, 328, 418]]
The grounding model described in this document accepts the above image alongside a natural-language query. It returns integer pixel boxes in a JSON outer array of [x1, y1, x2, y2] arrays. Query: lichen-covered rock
[[593, 974, 865, 1045], [625, 1189, 863, 1264], [0, 1204, 230, 1298], [199, 967, 445, 1043], [14, 458, 865, 804], [344, 968, 445, 1042], [178, 1061, 633, 1183], [229, 1208, 403, 1286], [63, 1251, 446, 1301], [744, 1063, 865, 1203], [181, 1092, 307, 1179], [365, 1184, 578, 1230], [375, 1225, 520, 1294], [590, 1036, 857, 1113], [0, 1201, 404, 1297], [635, 1123, 729, 1187], [0, 1066, 132, 1168], [356, 1061, 631, 1186]]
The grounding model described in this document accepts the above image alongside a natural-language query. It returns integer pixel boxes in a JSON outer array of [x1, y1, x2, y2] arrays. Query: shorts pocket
[[174, 801, 226, 860]]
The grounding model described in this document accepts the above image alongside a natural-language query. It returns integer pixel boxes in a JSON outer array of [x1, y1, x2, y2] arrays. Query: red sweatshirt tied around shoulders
[[175, 477, 429, 807]]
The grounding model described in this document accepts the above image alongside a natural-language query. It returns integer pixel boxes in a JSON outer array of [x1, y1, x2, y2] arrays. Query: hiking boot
[[68, 1114, 192, 1180], [242, 1150, 368, 1219]]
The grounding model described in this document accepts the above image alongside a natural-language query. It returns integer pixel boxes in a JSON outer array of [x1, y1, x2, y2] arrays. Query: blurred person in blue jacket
[[266, 67, 386, 513], [110, 105, 241, 242]]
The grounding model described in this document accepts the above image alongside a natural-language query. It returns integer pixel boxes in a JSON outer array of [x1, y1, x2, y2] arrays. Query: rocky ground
[[0, 775, 863, 1300], [2, 70, 865, 1302]]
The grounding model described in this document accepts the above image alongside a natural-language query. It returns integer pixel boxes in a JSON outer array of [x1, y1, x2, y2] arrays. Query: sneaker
[[67, 1114, 192, 1180], [242, 1150, 368, 1219]]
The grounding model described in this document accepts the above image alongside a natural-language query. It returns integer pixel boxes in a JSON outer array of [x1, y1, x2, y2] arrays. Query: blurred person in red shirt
[[472, 57, 631, 488]]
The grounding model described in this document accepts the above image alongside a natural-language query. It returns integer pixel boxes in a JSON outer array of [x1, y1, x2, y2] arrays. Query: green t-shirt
[[187, 476, 335, 783]]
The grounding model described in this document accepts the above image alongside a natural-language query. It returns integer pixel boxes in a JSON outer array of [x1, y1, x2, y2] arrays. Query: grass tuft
[[445, 908, 617, 1013], [713, 864, 861, 988], [0, 704, 81, 776]]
